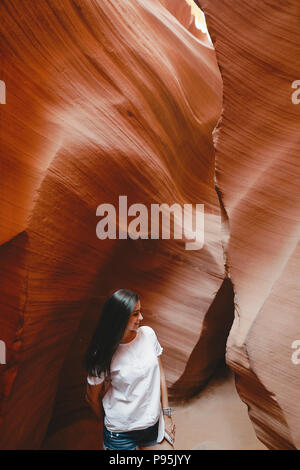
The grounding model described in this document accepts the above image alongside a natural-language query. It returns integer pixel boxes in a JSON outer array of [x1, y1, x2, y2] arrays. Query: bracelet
[[162, 407, 172, 417]]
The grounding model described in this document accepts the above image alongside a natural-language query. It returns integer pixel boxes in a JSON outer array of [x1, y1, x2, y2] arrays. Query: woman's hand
[[163, 415, 176, 442]]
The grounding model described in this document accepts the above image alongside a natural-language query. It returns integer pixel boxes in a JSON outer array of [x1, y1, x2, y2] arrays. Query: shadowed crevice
[[169, 277, 234, 401]]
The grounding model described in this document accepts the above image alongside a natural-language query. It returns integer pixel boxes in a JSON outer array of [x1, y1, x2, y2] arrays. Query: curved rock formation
[[0, 0, 226, 449], [197, 0, 300, 450], [1, 0, 298, 451]]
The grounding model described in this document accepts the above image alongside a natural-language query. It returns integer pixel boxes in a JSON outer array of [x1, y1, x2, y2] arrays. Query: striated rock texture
[[197, 0, 300, 450], [0, 0, 228, 449]]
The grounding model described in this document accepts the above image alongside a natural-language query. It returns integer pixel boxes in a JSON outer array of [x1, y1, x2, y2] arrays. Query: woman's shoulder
[[139, 325, 163, 356], [139, 325, 156, 336]]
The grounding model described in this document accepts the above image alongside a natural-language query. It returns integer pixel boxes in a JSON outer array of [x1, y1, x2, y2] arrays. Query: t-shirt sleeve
[[146, 326, 163, 356], [87, 372, 105, 386]]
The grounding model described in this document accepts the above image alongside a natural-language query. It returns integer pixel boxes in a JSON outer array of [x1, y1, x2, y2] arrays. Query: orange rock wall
[[197, 0, 300, 450], [0, 0, 227, 449], [0, 0, 298, 450]]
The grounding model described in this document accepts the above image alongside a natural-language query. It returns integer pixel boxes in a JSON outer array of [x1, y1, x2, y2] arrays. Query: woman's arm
[[158, 356, 175, 442], [158, 355, 169, 408], [85, 380, 109, 419]]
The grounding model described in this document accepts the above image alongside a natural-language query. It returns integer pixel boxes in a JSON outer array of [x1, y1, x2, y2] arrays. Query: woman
[[84, 289, 176, 450]]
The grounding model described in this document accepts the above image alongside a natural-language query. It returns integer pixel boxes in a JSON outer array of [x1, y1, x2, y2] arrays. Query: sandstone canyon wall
[[196, 0, 300, 450], [0, 0, 299, 450], [0, 0, 228, 449]]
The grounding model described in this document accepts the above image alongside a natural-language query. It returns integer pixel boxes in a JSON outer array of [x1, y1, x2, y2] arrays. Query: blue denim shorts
[[103, 420, 159, 450]]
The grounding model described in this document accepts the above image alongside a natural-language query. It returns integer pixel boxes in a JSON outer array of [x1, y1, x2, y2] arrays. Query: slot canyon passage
[[0, 0, 299, 450]]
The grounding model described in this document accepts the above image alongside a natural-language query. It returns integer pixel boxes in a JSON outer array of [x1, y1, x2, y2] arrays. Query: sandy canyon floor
[[172, 365, 266, 450]]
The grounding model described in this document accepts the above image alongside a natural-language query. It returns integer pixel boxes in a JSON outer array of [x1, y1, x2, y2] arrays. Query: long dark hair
[[84, 289, 139, 379]]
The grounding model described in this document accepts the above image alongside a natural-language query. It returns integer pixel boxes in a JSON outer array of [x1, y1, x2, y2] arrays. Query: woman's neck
[[120, 330, 137, 344]]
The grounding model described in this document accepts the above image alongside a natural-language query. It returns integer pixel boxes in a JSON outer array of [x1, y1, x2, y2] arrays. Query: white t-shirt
[[87, 325, 165, 442]]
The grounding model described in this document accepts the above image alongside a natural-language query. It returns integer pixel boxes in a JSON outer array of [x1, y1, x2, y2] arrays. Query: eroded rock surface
[[197, 0, 300, 450], [0, 0, 225, 449]]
